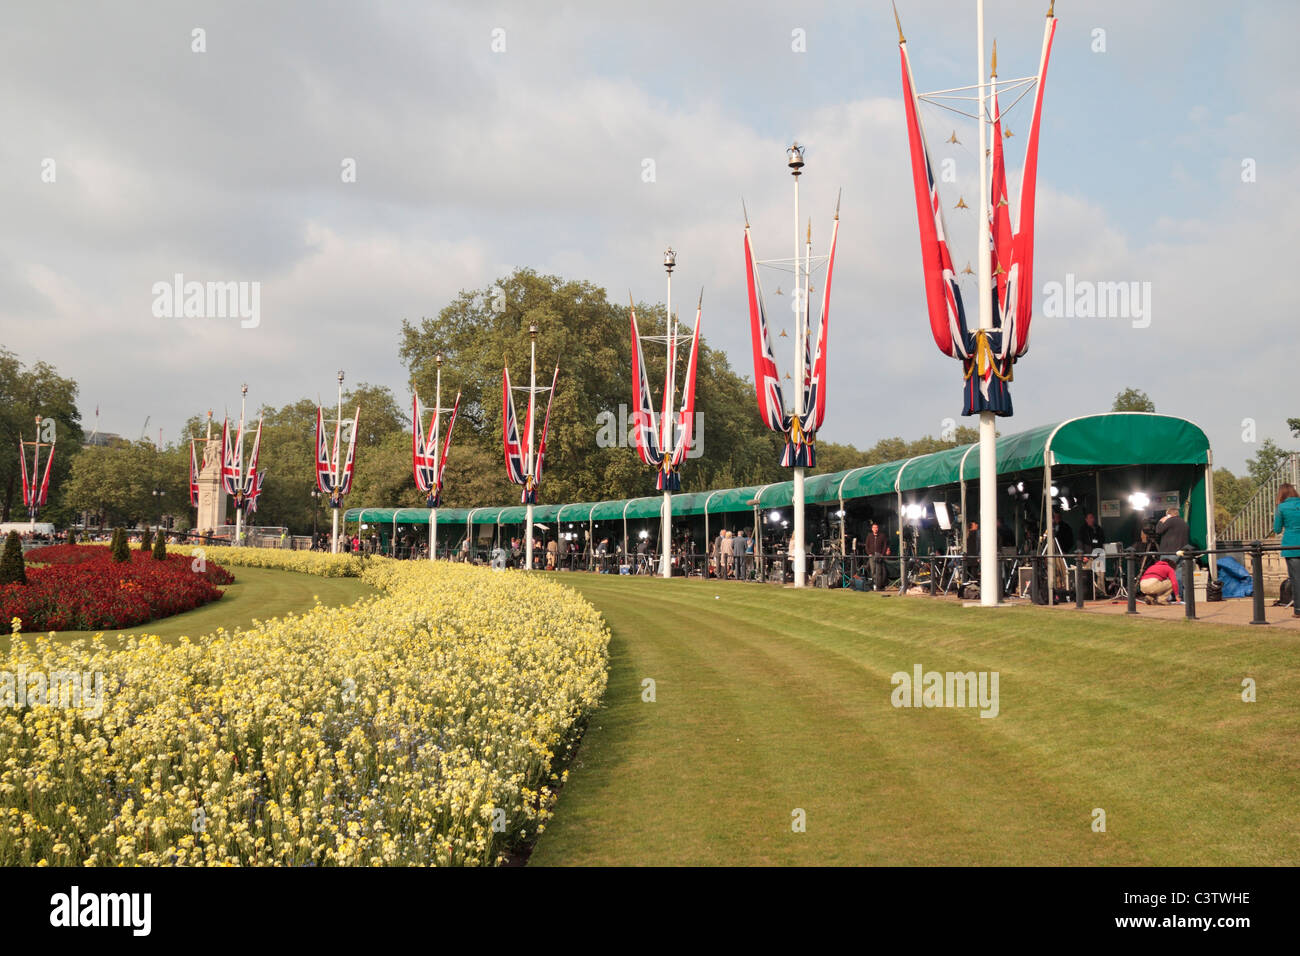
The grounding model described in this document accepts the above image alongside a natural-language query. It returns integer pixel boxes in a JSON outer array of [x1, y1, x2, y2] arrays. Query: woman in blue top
[[1274, 483, 1300, 617]]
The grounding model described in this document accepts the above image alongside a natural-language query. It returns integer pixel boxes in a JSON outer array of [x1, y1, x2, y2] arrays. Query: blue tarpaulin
[[1216, 556, 1253, 598]]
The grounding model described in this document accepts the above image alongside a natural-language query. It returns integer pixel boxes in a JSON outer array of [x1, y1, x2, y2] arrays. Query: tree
[[1246, 438, 1295, 486], [152, 528, 167, 560], [0, 348, 84, 523], [110, 527, 130, 563], [62, 440, 187, 529], [140, 528, 153, 550], [1288, 418, 1299, 439], [0, 531, 26, 586], [398, 268, 787, 506], [1111, 388, 1155, 413]]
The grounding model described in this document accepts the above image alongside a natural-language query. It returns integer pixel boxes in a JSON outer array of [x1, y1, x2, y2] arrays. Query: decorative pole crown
[[787, 142, 805, 176], [664, 247, 676, 274]]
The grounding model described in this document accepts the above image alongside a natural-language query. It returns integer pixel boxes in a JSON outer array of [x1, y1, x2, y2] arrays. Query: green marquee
[[345, 412, 1212, 530]]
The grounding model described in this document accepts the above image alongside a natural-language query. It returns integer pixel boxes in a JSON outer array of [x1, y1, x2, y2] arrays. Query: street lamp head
[[241, 383, 248, 396], [787, 142, 805, 176], [337, 370, 345, 384], [528, 324, 538, 340], [664, 247, 676, 273], [435, 351, 444, 368]]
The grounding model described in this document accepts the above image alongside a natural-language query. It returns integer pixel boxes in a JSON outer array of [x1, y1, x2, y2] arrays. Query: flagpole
[[525, 324, 537, 571], [29, 416, 41, 530], [976, 0, 998, 605], [331, 371, 343, 554], [236, 384, 247, 547], [430, 353, 442, 561], [661, 248, 676, 579], [789, 143, 807, 589]]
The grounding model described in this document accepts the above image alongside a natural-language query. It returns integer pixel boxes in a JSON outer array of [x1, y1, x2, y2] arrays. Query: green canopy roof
[[346, 414, 1210, 525]]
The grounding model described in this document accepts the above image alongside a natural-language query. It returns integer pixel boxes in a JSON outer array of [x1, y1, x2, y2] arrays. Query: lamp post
[[152, 487, 164, 528]]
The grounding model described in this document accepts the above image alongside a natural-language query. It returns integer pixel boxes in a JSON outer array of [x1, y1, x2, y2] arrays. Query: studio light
[[769, 511, 782, 524], [905, 504, 924, 520], [1129, 492, 1150, 510], [1050, 485, 1059, 497]]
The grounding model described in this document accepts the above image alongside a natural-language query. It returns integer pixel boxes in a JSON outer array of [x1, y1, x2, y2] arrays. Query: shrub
[[0, 531, 25, 586], [110, 528, 130, 563], [0, 558, 609, 866], [66, 529, 77, 545], [152, 529, 167, 561], [1, 545, 232, 631], [140, 529, 153, 551]]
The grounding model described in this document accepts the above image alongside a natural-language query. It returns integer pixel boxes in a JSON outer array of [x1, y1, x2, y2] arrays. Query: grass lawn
[[530, 575, 1299, 866], [1, 565, 376, 651]]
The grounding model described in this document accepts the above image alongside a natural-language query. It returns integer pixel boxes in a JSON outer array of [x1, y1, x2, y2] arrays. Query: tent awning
[[346, 414, 1211, 525]]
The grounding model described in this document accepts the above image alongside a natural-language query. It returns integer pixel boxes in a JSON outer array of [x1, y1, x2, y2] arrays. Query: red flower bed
[[2, 545, 234, 632]]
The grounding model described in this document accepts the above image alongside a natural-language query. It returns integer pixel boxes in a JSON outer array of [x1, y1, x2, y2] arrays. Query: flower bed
[[0, 546, 232, 632], [0, 552, 610, 866]]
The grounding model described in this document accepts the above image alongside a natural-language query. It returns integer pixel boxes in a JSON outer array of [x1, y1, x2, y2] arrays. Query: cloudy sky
[[1, 0, 1294, 472]]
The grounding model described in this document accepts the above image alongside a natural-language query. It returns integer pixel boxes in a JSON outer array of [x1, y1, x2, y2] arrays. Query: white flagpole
[[332, 371, 343, 554], [976, 0, 998, 605], [790, 144, 807, 588], [430, 354, 441, 561], [29, 419, 41, 530], [661, 248, 676, 579], [236, 383, 247, 547], [525, 324, 537, 571]]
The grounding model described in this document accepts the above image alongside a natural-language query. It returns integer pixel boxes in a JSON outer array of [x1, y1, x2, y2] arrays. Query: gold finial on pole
[[893, 1, 905, 43], [807, 218, 812, 243], [1048, 1, 1055, 18], [991, 39, 998, 78]]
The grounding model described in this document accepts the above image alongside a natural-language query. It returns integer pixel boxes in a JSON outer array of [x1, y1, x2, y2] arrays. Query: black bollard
[[1250, 541, 1268, 625], [1125, 548, 1138, 615], [1182, 549, 1197, 620]]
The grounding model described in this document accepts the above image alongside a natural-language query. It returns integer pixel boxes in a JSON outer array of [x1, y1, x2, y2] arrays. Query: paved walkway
[[1069, 596, 1300, 629]]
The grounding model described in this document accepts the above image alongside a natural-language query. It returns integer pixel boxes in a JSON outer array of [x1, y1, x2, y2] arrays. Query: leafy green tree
[[0, 348, 83, 523], [0, 531, 26, 586], [62, 440, 187, 529], [399, 268, 785, 506], [1247, 438, 1295, 486], [1288, 418, 1299, 440], [1111, 388, 1155, 413]]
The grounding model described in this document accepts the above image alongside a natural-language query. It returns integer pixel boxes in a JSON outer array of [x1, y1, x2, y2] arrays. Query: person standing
[[713, 529, 725, 579], [732, 529, 747, 581], [1274, 483, 1300, 617], [864, 521, 889, 591], [1155, 505, 1191, 581], [1078, 512, 1105, 552]]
